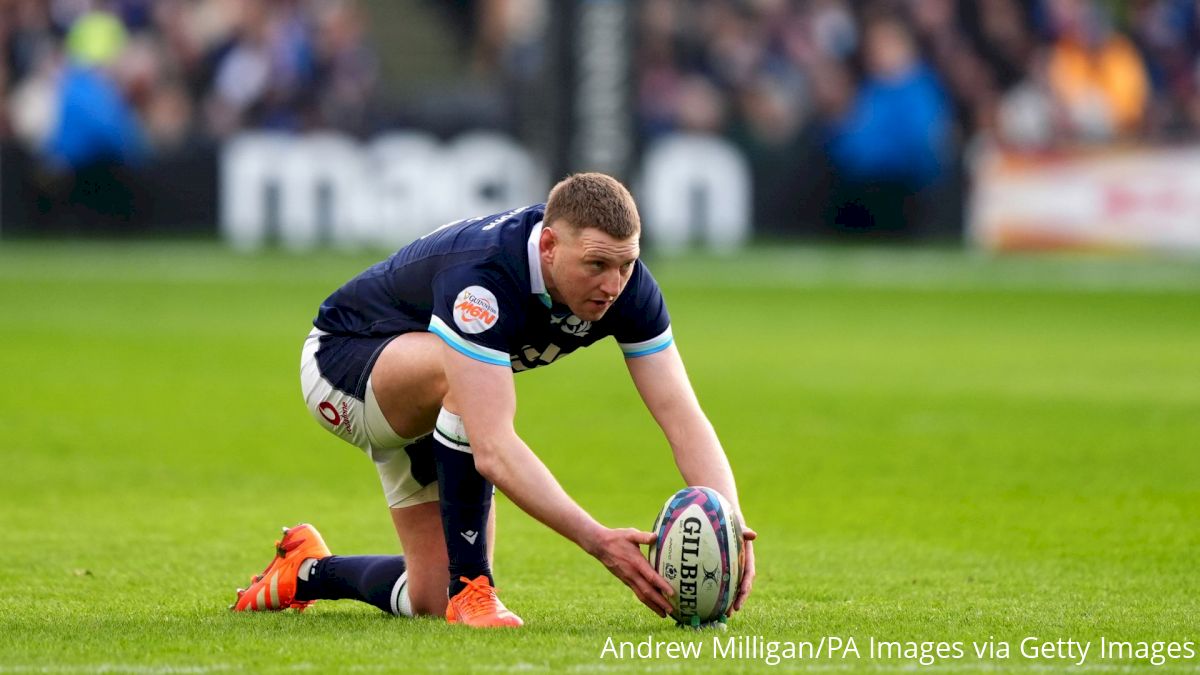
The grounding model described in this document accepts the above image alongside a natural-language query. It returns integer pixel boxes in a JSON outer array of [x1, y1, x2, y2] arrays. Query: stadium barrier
[[0, 142, 219, 237], [969, 144, 1200, 253], [219, 131, 752, 252]]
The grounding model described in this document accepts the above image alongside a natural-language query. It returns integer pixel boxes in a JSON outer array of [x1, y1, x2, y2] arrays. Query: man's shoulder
[[421, 205, 546, 302], [626, 258, 664, 301], [409, 205, 542, 261], [385, 203, 533, 266]]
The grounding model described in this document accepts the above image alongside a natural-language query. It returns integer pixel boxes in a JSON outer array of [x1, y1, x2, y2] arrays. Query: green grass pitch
[[1, 243, 1197, 673]]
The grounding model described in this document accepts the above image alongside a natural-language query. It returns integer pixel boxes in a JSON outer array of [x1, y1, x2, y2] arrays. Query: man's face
[[540, 223, 639, 322]]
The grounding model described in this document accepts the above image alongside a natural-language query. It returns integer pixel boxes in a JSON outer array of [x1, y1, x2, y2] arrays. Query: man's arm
[[625, 343, 757, 613], [440, 342, 675, 616]]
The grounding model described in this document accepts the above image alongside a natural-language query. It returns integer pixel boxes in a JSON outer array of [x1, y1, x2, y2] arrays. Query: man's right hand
[[585, 527, 675, 617]]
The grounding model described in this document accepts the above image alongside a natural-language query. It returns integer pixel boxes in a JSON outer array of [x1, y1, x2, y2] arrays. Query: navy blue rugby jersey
[[314, 204, 673, 372]]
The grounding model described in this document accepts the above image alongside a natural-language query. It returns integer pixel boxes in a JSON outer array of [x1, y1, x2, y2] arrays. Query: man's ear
[[539, 225, 558, 264]]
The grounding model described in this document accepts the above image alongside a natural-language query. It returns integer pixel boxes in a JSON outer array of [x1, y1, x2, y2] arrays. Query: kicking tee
[[313, 204, 673, 397]]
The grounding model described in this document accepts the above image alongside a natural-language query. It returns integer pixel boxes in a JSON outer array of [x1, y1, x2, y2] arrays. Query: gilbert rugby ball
[[647, 486, 744, 625]]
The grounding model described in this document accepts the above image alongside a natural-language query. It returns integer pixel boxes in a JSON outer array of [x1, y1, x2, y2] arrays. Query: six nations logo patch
[[453, 286, 500, 334]]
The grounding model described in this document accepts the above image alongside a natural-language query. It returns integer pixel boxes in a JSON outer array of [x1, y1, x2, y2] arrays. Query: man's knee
[[401, 558, 452, 616], [407, 583, 449, 616]]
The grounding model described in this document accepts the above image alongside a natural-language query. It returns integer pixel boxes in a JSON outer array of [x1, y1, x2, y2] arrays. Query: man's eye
[[590, 261, 605, 270]]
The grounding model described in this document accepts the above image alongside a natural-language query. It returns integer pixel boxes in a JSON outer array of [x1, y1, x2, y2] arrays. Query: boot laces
[[455, 576, 504, 619]]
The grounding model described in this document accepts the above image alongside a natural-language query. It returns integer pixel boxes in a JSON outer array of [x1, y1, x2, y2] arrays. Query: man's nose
[[599, 268, 621, 297]]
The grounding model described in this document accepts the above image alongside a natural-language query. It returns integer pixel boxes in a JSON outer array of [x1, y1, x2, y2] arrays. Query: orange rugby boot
[[445, 575, 524, 627], [230, 523, 331, 612]]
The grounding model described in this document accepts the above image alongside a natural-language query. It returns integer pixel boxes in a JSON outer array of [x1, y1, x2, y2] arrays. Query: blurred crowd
[[5, 0, 1200, 236], [634, 0, 1200, 234]]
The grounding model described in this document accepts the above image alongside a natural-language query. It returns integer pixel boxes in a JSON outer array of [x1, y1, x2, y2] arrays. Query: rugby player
[[231, 173, 756, 627]]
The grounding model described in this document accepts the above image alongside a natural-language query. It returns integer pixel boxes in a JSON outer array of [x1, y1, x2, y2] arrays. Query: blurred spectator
[[821, 13, 952, 235], [206, 0, 320, 136], [996, 53, 1059, 150], [313, 0, 379, 135], [1043, 0, 1150, 141], [35, 10, 147, 230], [45, 10, 145, 170], [825, 14, 950, 191]]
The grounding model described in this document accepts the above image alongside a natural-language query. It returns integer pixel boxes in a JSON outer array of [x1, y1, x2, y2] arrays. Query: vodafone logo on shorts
[[318, 400, 354, 435], [318, 401, 341, 425], [453, 286, 500, 334]]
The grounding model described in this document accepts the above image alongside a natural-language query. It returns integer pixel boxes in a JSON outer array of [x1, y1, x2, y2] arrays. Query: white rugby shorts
[[299, 328, 439, 508]]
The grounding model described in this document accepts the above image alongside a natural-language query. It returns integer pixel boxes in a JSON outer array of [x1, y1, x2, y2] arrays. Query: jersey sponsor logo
[[453, 286, 500, 334]]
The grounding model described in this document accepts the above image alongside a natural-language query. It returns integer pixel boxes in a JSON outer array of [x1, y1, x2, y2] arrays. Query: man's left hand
[[730, 526, 756, 614]]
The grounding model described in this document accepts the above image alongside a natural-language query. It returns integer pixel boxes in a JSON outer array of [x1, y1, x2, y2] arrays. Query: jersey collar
[[527, 221, 552, 308]]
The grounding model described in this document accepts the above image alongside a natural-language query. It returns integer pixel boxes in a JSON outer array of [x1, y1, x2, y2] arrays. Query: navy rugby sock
[[295, 555, 408, 615], [433, 409, 493, 596]]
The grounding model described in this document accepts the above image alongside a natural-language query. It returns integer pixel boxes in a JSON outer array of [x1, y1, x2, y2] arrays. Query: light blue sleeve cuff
[[429, 315, 511, 367], [619, 326, 674, 358]]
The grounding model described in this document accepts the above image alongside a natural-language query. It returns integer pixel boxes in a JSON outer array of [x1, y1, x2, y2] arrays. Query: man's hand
[[730, 527, 757, 614], [585, 527, 675, 617]]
